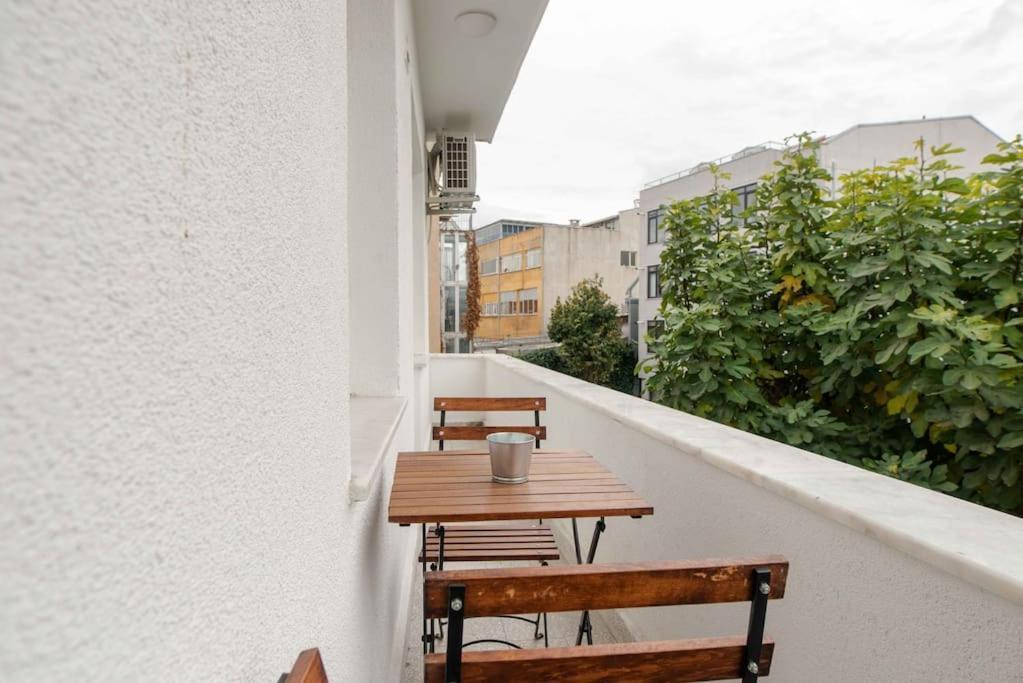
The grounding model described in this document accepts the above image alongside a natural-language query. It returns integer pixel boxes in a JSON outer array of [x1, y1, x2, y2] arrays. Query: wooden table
[[388, 448, 654, 648], [388, 449, 653, 524]]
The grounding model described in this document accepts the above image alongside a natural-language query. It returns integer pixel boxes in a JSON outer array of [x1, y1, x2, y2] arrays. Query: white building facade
[[540, 211, 640, 328], [636, 116, 1005, 364]]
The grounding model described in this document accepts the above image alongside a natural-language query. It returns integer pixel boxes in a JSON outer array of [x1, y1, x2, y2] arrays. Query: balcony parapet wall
[[430, 353, 1023, 681]]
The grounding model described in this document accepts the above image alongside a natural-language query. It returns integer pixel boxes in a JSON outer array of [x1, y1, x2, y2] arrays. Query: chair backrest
[[279, 648, 327, 683], [423, 556, 788, 683], [432, 397, 546, 451]]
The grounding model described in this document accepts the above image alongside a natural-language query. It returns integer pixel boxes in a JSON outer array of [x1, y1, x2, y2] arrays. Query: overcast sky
[[473, 0, 1023, 228]]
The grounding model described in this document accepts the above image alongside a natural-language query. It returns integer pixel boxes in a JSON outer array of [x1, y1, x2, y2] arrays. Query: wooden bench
[[424, 556, 789, 682], [279, 648, 327, 683]]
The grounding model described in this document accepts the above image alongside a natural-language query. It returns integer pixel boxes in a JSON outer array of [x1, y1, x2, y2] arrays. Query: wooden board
[[282, 648, 327, 683], [387, 450, 653, 524], [420, 544, 561, 562], [424, 557, 788, 618], [424, 637, 774, 683], [434, 397, 546, 411], [433, 425, 546, 441]]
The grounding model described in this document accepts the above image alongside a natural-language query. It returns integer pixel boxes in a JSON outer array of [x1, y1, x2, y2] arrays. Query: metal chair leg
[[534, 559, 549, 644]]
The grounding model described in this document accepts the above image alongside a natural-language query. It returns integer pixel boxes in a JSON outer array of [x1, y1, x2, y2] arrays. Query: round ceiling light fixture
[[455, 11, 497, 37]]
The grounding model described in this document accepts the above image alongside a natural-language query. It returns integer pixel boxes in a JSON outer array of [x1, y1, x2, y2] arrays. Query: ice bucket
[[487, 432, 534, 484]]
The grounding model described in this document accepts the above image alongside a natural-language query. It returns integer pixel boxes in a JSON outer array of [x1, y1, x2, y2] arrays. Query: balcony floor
[[399, 558, 626, 682]]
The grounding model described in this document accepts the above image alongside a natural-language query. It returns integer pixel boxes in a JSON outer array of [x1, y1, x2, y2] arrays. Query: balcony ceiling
[[413, 0, 547, 143]]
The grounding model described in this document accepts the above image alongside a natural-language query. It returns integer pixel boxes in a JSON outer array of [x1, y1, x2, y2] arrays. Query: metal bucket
[[487, 432, 534, 484]]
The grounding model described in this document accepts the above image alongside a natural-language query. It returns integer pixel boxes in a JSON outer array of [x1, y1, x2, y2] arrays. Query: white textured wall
[[348, 0, 400, 396], [821, 117, 1002, 177], [1, 1, 413, 679], [432, 355, 1023, 682]]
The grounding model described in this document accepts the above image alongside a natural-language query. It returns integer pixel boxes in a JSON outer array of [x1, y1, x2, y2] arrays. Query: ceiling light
[[455, 11, 497, 37]]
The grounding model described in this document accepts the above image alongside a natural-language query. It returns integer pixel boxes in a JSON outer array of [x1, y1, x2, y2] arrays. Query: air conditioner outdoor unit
[[428, 131, 479, 215]]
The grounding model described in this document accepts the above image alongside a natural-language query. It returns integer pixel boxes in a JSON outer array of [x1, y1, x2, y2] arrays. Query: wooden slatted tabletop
[[388, 449, 654, 524]]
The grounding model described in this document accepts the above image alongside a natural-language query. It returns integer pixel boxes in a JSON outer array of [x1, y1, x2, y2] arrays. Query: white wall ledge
[[431, 353, 1023, 606], [349, 395, 408, 502]]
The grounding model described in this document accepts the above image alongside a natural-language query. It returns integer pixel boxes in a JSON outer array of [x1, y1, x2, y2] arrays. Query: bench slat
[[424, 637, 774, 683], [430, 524, 554, 534], [424, 539, 560, 548], [434, 397, 546, 411], [432, 425, 546, 441], [424, 557, 788, 618], [420, 547, 561, 562]]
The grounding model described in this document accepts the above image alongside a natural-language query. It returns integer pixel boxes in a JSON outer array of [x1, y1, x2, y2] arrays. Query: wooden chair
[[425, 397, 558, 568], [424, 397, 560, 648], [427, 394, 564, 564], [279, 648, 327, 683], [424, 556, 788, 683], [432, 396, 547, 451]]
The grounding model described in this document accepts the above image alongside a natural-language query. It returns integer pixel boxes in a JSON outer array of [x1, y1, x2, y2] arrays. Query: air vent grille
[[444, 135, 471, 191]]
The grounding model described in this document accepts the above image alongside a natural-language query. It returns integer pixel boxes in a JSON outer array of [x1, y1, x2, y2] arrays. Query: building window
[[482, 299, 499, 316], [647, 265, 661, 298], [734, 182, 757, 212], [501, 253, 522, 272], [733, 182, 757, 224], [526, 248, 542, 269], [620, 250, 636, 266], [481, 258, 498, 276], [647, 319, 665, 340], [444, 286, 456, 332], [519, 288, 538, 315], [503, 223, 527, 237], [499, 290, 517, 315], [647, 209, 662, 244]]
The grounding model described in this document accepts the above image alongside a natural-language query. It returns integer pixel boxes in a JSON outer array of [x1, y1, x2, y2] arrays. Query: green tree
[[548, 277, 630, 386], [645, 134, 1023, 514]]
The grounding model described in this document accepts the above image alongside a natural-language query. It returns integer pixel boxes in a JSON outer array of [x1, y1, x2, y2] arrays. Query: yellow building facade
[[477, 227, 545, 340]]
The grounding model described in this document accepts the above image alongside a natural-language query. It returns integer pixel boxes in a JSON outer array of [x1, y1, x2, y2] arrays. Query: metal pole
[[444, 585, 466, 683], [742, 568, 771, 683], [421, 524, 429, 654]]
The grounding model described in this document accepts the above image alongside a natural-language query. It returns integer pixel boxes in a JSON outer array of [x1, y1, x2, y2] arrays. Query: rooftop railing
[[642, 141, 787, 190]]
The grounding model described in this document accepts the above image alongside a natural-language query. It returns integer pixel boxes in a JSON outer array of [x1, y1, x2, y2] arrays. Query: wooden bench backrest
[[434, 397, 546, 411], [424, 557, 787, 683], [432, 397, 547, 448], [280, 648, 327, 683], [424, 557, 787, 618]]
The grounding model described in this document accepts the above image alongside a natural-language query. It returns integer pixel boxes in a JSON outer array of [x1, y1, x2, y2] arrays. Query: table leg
[[571, 517, 606, 645], [420, 524, 448, 653], [435, 525, 446, 641], [421, 524, 428, 654]]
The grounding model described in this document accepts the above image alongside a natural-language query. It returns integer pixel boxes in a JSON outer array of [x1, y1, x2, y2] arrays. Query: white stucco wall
[[2, 1, 420, 680], [430, 354, 1023, 682], [821, 116, 1003, 178], [541, 220, 640, 326], [349, 0, 401, 396]]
